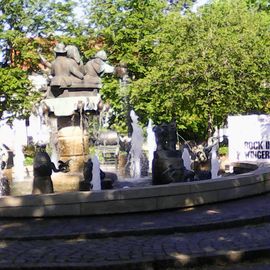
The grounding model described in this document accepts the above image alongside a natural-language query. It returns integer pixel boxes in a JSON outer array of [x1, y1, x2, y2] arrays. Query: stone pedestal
[[117, 153, 129, 178], [58, 126, 89, 173], [40, 91, 102, 192], [52, 172, 83, 192]]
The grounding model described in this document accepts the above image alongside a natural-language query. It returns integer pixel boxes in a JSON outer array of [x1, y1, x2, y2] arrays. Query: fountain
[[91, 154, 102, 190], [129, 110, 144, 178], [211, 143, 220, 178], [1, 112, 265, 218], [27, 43, 115, 193], [182, 146, 192, 171], [0, 42, 268, 218], [147, 119, 157, 173]]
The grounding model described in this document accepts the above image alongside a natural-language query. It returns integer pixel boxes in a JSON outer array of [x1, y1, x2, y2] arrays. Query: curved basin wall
[[0, 166, 270, 217]]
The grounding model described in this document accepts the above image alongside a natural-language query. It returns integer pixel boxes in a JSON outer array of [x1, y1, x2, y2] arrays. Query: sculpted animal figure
[[153, 121, 177, 151]]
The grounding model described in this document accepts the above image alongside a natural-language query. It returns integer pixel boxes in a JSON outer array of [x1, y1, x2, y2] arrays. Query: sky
[[0, 0, 210, 63], [73, 0, 211, 18], [192, 0, 210, 12]]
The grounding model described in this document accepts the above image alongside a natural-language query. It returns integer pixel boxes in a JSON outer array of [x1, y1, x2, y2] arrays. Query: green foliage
[[0, 67, 41, 121], [0, 0, 81, 121], [23, 144, 35, 166], [131, 0, 270, 139], [24, 156, 34, 166], [218, 146, 228, 156], [89, 0, 167, 76], [87, 0, 270, 140], [0, 0, 82, 66], [247, 0, 270, 11], [23, 144, 35, 157], [87, 0, 169, 133], [0, 0, 78, 34], [1, 0, 270, 143]]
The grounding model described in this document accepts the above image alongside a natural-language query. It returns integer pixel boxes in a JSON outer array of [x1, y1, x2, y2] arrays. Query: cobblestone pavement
[[0, 193, 270, 269]]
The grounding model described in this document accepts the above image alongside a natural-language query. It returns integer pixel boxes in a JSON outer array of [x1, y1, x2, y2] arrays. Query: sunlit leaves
[[0, 68, 41, 121], [132, 0, 270, 139], [87, 0, 168, 133], [0, 0, 86, 122]]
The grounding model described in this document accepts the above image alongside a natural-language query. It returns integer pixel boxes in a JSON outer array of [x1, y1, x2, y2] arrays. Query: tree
[[88, 0, 270, 140], [86, 0, 169, 134], [247, 0, 270, 11], [0, 68, 40, 121], [131, 0, 270, 140], [0, 0, 82, 68], [0, 0, 81, 121]]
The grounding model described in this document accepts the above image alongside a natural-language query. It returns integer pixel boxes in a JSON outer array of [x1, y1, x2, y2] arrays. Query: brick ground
[[0, 193, 270, 269]]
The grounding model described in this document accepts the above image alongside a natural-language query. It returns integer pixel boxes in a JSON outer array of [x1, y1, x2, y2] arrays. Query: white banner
[[228, 114, 270, 163]]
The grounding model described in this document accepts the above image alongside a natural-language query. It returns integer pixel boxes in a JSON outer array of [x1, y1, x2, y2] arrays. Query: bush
[[219, 146, 228, 156], [24, 156, 33, 166]]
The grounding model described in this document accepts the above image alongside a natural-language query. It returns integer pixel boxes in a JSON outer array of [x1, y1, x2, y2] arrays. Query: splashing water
[[13, 119, 27, 182], [147, 119, 156, 173], [40, 103, 60, 166], [91, 155, 101, 190], [130, 110, 144, 178], [182, 147, 192, 171], [211, 144, 220, 179], [48, 117, 59, 166], [29, 106, 50, 147], [0, 153, 3, 180]]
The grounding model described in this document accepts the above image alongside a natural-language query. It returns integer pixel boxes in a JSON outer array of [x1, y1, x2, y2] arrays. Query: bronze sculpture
[[152, 122, 194, 184], [49, 43, 84, 97], [39, 44, 114, 97], [83, 50, 114, 89], [32, 144, 69, 194]]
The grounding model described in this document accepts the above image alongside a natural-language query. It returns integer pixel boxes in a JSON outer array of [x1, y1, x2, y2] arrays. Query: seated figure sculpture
[[83, 50, 114, 89], [39, 43, 85, 96], [39, 45, 114, 97], [49, 43, 84, 97], [154, 122, 177, 151], [66, 45, 84, 70]]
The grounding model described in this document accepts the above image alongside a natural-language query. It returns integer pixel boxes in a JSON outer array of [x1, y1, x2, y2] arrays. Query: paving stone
[[0, 194, 269, 268]]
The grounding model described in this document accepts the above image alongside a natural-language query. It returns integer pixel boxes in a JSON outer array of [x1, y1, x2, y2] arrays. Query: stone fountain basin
[[0, 163, 270, 218]]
